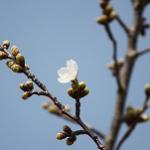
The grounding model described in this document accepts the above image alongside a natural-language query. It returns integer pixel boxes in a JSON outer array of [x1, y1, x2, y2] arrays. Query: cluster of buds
[[96, 0, 117, 25], [144, 83, 150, 98], [0, 40, 26, 73], [42, 102, 70, 116], [19, 80, 34, 100], [67, 81, 89, 99], [107, 58, 124, 76], [124, 106, 149, 126], [56, 125, 77, 145], [4, 42, 29, 73]]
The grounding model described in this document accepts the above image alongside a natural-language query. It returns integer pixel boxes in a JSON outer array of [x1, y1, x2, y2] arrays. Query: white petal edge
[[66, 59, 78, 72]]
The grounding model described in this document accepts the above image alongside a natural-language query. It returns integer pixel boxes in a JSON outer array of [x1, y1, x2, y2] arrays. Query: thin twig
[[72, 130, 88, 136], [136, 48, 150, 58], [104, 24, 122, 91], [115, 124, 135, 150], [24, 70, 105, 150], [116, 16, 129, 35], [90, 127, 105, 139], [75, 99, 81, 119], [115, 95, 150, 150], [32, 91, 105, 140]]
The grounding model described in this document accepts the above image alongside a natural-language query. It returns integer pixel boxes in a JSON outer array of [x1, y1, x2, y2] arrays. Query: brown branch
[[104, 24, 122, 91], [136, 48, 150, 58], [72, 130, 88, 136], [0, 44, 107, 150], [75, 99, 81, 119], [90, 127, 105, 139], [32, 91, 105, 140], [104, 1, 149, 149], [115, 95, 150, 150], [24, 70, 106, 150], [116, 16, 129, 35], [115, 124, 136, 150]]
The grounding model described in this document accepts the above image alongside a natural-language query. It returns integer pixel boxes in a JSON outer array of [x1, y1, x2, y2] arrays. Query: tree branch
[[115, 95, 150, 150], [115, 124, 136, 150], [104, 24, 122, 91], [136, 48, 150, 58], [24, 70, 106, 150], [0, 44, 106, 150], [75, 99, 81, 119], [104, 1, 149, 149], [116, 16, 129, 35], [32, 91, 105, 140], [72, 130, 88, 136]]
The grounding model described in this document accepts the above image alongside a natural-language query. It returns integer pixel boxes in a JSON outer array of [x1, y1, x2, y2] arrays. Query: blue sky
[[0, 0, 150, 150]]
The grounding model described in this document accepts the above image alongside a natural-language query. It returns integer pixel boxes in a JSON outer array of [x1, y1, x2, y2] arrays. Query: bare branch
[[116, 16, 129, 35], [104, 24, 122, 91], [75, 99, 81, 119], [72, 130, 88, 136], [32, 91, 105, 140], [25, 71, 106, 150], [104, 1, 150, 149], [115, 95, 150, 150], [115, 124, 136, 150], [90, 127, 105, 139], [136, 48, 150, 58], [0, 45, 106, 150]]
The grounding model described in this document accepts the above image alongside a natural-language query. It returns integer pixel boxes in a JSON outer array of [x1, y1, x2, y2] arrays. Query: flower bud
[[25, 80, 34, 91], [109, 11, 117, 21], [48, 104, 60, 115], [144, 83, 150, 97], [67, 88, 78, 99], [0, 51, 8, 60], [11, 64, 24, 73], [6, 60, 15, 68], [19, 80, 34, 92], [125, 106, 148, 125], [125, 106, 136, 125], [96, 15, 109, 25], [67, 88, 73, 96], [78, 81, 86, 91], [16, 53, 25, 67], [107, 58, 124, 75], [79, 87, 89, 98], [139, 114, 149, 122], [19, 83, 26, 91], [66, 136, 77, 145], [11, 45, 20, 57], [100, 1, 108, 9], [2, 40, 10, 49], [64, 104, 70, 112], [41, 102, 50, 109], [56, 132, 67, 140], [126, 106, 136, 117], [103, 4, 113, 15], [22, 92, 32, 100], [63, 125, 72, 135]]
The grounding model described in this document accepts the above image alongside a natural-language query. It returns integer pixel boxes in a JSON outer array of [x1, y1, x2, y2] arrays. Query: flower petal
[[57, 59, 78, 84], [57, 67, 71, 83], [57, 77, 70, 83], [57, 67, 68, 78], [66, 59, 78, 72]]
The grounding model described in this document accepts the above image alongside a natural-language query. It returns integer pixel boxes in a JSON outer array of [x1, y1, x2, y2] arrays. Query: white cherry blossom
[[57, 59, 78, 83]]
